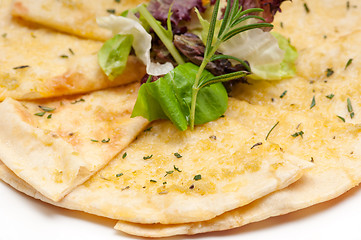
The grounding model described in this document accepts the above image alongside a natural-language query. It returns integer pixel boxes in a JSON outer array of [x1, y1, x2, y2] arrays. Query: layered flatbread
[[0, 98, 312, 223], [11, 0, 149, 41], [0, 0, 145, 101], [0, 83, 148, 201], [115, 99, 361, 237]]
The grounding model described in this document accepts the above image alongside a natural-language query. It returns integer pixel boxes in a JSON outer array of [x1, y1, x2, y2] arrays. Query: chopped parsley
[[39, 106, 56, 112], [310, 96, 316, 109], [173, 165, 182, 172], [150, 179, 157, 183], [337, 115, 346, 122], [115, 0, 121, 2], [251, 142, 263, 149], [143, 155, 153, 160], [291, 131, 304, 138], [91, 139, 99, 142], [347, 98, 355, 119], [69, 48, 75, 55], [280, 90, 287, 98], [209, 135, 217, 140], [144, 127, 153, 132], [326, 94, 335, 99], [116, 173, 124, 177], [71, 98, 85, 104], [122, 152, 127, 159], [345, 58, 353, 69], [13, 65, 30, 70], [174, 152, 182, 158], [60, 55, 69, 59], [2, 33, 7, 38], [164, 170, 174, 177], [265, 121, 279, 141], [34, 112, 46, 117], [107, 9, 116, 14], [47, 114, 52, 119], [101, 138, 111, 143], [303, 3, 310, 13], [326, 68, 334, 77], [194, 174, 202, 181]]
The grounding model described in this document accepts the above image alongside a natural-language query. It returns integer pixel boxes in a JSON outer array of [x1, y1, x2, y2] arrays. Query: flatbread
[[115, 99, 361, 237], [0, 98, 312, 224], [0, 0, 145, 101], [272, 0, 361, 51], [0, 83, 148, 201], [11, 0, 149, 41], [233, 30, 361, 124]]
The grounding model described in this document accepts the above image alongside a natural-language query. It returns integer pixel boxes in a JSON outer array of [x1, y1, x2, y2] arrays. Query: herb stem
[[190, 41, 222, 130], [137, 5, 185, 65]]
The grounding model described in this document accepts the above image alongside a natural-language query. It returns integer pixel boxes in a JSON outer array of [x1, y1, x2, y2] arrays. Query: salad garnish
[[97, 0, 296, 131]]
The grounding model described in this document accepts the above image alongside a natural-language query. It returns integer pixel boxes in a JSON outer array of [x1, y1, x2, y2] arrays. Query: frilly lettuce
[[97, 15, 173, 76], [194, 14, 296, 80], [249, 32, 298, 80]]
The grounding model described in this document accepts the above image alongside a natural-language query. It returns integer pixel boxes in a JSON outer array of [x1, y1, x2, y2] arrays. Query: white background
[[1, 181, 361, 240]]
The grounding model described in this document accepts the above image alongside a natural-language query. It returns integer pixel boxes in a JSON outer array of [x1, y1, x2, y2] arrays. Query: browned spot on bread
[[49, 71, 86, 94], [12, 1, 29, 16]]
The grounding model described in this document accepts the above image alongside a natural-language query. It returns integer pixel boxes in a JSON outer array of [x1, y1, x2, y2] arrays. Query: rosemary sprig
[[189, 0, 272, 129]]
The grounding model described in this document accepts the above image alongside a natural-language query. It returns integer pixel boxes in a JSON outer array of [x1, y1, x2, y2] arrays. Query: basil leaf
[[131, 63, 228, 131], [98, 34, 133, 81]]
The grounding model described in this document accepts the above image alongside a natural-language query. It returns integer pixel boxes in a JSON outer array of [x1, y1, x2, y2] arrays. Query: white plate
[[1, 180, 361, 240]]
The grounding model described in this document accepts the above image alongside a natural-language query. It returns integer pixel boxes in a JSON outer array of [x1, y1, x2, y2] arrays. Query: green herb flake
[[304, 3, 310, 13], [291, 131, 304, 138], [164, 170, 174, 177], [143, 155, 153, 160], [39, 106, 56, 112], [150, 179, 157, 183], [34, 112, 46, 117], [345, 58, 353, 69], [107, 9, 116, 14], [250, 142, 263, 149], [280, 90, 287, 99], [91, 139, 99, 142], [347, 1, 350, 9], [163, 182, 167, 185], [71, 98, 85, 104], [144, 127, 153, 132], [115, 0, 121, 2], [326, 94, 335, 100], [194, 174, 202, 181], [310, 96, 316, 109], [2, 33, 7, 38], [13, 65, 30, 70], [174, 165, 182, 172], [337, 115, 346, 122], [116, 173, 124, 177], [326, 68, 334, 77], [174, 152, 182, 158], [47, 114, 52, 119], [101, 138, 111, 143], [265, 121, 279, 141], [347, 98, 355, 119], [122, 152, 127, 159], [60, 55, 69, 59], [69, 48, 75, 55]]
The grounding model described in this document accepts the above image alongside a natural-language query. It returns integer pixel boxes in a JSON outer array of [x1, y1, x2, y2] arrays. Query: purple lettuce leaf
[[147, 0, 205, 25]]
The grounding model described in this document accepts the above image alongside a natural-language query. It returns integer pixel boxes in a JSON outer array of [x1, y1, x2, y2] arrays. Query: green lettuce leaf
[[131, 63, 228, 131], [97, 34, 133, 81], [249, 32, 298, 80]]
